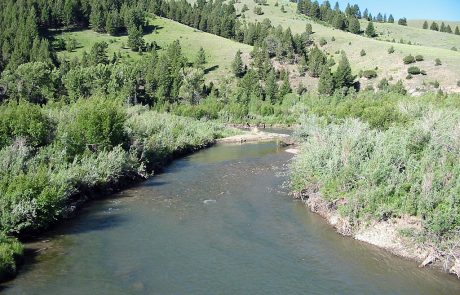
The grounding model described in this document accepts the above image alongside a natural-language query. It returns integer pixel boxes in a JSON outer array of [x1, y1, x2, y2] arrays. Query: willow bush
[[292, 104, 460, 239]]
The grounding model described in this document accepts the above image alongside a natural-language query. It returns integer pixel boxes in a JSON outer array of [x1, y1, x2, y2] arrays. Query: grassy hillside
[[56, 17, 252, 82], [235, 0, 460, 93], [367, 20, 460, 50]]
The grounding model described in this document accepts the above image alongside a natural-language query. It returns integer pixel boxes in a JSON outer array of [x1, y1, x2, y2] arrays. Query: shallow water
[[2, 142, 460, 294]]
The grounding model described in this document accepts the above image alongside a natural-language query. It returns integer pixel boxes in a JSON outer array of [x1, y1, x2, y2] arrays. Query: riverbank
[[290, 111, 460, 280], [293, 190, 460, 279], [0, 118, 292, 284]]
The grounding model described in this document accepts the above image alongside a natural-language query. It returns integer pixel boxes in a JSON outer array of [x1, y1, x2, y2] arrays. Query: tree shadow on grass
[[204, 65, 219, 74]]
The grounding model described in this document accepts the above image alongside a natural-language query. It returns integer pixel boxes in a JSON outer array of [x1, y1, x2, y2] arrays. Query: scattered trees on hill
[[427, 21, 456, 34], [296, 0, 399, 37]]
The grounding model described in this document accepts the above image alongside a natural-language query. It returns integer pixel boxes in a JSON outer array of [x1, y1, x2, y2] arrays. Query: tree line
[[422, 20, 460, 35]]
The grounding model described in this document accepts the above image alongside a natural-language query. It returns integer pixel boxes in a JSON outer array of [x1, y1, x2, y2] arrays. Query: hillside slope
[[57, 17, 252, 82], [235, 0, 460, 93]]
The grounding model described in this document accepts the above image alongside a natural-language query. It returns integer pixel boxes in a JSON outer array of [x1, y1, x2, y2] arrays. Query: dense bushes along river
[[0, 97, 235, 281], [291, 95, 460, 274]]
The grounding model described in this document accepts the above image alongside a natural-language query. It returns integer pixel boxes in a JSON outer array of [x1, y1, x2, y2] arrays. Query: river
[[2, 141, 460, 294]]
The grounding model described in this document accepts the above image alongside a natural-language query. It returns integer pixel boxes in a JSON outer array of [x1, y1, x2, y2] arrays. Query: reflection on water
[[2, 142, 460, 294]]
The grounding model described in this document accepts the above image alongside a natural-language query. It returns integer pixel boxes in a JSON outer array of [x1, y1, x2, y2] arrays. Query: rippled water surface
[[2, 142, 460, 294]]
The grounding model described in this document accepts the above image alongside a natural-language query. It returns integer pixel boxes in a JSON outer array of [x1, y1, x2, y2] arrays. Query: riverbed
[[2, 141, 460, 294]]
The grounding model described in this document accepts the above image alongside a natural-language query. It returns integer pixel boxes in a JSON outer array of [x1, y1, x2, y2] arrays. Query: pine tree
[[430, 22, 439, 31], [388, 14, 394, 23], [89, 41, 109, 65], [348, 17, 361, 34], [305, 24, 313, 35], [332, 13, 346, 30], [318, 67, 335, 96], [365, 21, 376, 37], [195, 47, 206, 69], [106, 10, 120, 36], [278, 73, 292, 98], [446, 25, 452, 34], [455, 26, 460, 35], [308, 46, 326, 77], [363, 8, 369, 20], [128, 25, 145, 52], [440, 22, 446, 32], [232, 50, 245, 77], [265, 69, 278, 103], [423, 21, 428, 29], [334, 52, 355, 90]]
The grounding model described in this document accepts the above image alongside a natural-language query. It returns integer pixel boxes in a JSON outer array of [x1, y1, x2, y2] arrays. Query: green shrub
[[403, 55, 415, 64], [406, 74, 413, 79], [0, 234, 23, 281], [415, 55, 424, 61], [56, 97, 128, 158], [253, 6, 263, 15], [319, 38, 327, 46], [362, 70, 377, 79], [292, 107, 460, 238], [0, 101, 52, 149], [388, 46, 395, 54], [435, 58, 442, 66], [360, 49, 366, 56], [407, 66, 421, 75]]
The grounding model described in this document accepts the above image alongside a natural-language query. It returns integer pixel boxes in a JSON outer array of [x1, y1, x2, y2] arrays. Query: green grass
[[235, 0, 460, 92], [56, 17, 252, 82]]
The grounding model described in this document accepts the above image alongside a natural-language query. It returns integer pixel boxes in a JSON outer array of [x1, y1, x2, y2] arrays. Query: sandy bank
[[218, 129, 292, 144]]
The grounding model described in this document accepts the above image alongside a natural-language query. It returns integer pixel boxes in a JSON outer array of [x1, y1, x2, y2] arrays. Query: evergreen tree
[[363, 8, 369, 20], [195, 47, 206, 69], [332, 13, 346, 30], [430, 22, 439, 31], [398, 18, 407, 26], [318, 67, 335, 96], [334, 52, 354, 90], [305, 24, 313, 35], [455, 26, 460, 35], [439, 22, 446, 32], [423, 21, 428, 29], [446, 25, 452, 34], [365, 21, 376, 37], [89, 42, 108, 65], [128, 25, 145, 52], [232, 50, 245, 77], [388, 14, 394, 23], [440, 22, 446, 32], [307, 46, 326, 77], [265, 69, 278, 103], [278, 73, 292, 98], [376, 13, 383, 22], [106, 11, 120, 36], [348, 17, 361, 34]]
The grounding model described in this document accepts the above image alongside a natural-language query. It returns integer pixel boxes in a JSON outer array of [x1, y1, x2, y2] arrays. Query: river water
[[2, 142, 460, 294]]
